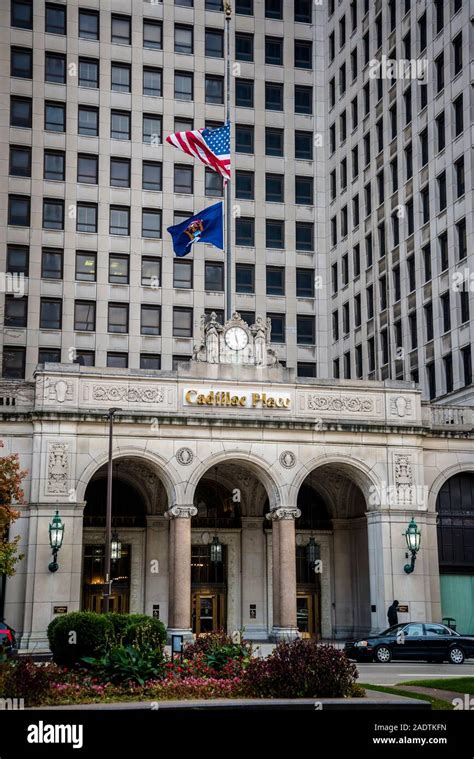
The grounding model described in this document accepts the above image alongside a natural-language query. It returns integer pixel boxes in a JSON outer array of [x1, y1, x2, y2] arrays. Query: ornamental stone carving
[[46, 443, 69, 495], [394, 454, 415, 504], [92, 385, 164, 403], [266, 507, 301, 521], [176, 447, 194, 465], [390, 396, 412, 417], [43, 378, 74, 404], [279, 451, 296, 468], [307, 395, 374, 413], [166, 505, 198, 519]]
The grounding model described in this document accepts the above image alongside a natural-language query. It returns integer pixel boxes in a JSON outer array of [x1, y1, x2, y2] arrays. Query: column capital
[[166, 504, 198, 519], [266, 507, 301, 521]]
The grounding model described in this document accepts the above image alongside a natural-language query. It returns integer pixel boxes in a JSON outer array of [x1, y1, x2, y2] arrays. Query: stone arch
[[288, 454, 381, 510], [427, 461, 474, 514]]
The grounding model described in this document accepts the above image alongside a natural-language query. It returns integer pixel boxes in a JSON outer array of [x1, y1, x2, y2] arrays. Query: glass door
[[297, 593, 320, 638], [192, 592, 226, 634], [82, 543, 131, 613]]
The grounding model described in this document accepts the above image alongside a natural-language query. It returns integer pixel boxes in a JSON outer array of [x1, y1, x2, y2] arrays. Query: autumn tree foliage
[[0, 441, 27, 576]]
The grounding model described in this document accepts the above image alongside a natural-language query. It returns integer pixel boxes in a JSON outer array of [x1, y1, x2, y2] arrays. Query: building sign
[[152, 604, 160, 619], [398, 604, 409, 613], [183, 388, 291, 409], [53, 606, 68, 614]]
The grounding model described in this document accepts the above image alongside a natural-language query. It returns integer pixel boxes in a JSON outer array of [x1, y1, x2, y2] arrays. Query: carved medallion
[[279, 451, 296, 468], [176, 447, 194, 465]]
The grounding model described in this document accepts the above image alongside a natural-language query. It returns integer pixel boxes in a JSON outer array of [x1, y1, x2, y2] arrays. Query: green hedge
[[47, 612, 166, 666]]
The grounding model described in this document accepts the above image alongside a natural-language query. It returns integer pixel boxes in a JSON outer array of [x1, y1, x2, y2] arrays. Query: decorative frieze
[[307, 395, 374, 414], [393, 454, 415, 505], [46, 443, 69, 495], [91, 385, 164, 403]]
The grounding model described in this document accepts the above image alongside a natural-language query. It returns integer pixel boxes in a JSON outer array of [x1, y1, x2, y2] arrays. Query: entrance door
[[82, 544, 131, 613], [192, 591, 226, 634], [297, 593, 320, 638]]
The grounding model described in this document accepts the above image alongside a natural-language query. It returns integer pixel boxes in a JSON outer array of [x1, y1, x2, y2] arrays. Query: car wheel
[[374, 645, 392, 663], [448, 646, 465, 665]]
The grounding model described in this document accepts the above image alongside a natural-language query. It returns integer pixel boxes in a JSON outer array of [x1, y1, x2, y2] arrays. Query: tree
[[0, 441, 27, 577]]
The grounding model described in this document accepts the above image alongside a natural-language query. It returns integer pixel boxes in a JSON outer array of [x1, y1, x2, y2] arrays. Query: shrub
[[1, 657, 56, 706], [121, 617, 166, 650], [82, 644, 165, 686], [47, 612, 114, 665], [243, 639, 358, 698], [184, 630, 252, 672]]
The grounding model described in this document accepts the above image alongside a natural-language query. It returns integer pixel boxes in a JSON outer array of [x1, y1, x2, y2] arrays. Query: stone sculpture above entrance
[[193, 312, 279, 367]]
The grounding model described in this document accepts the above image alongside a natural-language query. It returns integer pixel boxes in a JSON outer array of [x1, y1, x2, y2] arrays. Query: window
[[236, 217, 254, 246], [74, 351, 94, 366], [265, 36, 283, 65], [77, 203, 97, 233], [174, 165, 193, 194], [11, 0, 33, 29], [332, 311, 339, 341], [295, 176, 313, 205], [7, 245, 29, 276], [111, 110, 131, 140], [143, 19, 162, 50], [266, 174, 284, 203], [265, 0, 282, 19], [462, 346, 472, 387], [143, 115, 162, 144], [236, 32, 253, 61], [294, 0, 311, 23], [266, 267, 285, 296], [10, 96, 32, 128], [295, 40, 312, 69], [295, 131, 313, 160], [45, 3, 66, 34], [109, 255, 129, 285], [236, 0, 253, 14], [236, 263, 254, 293], [75, 251, 96, 282], [295, 85, 312, 115], [422, 244, 431, 282], [40, 298, 62, 329], [43, 102, 65, 135], [108, 303, 128, 333], [296, 269, 314, 298], [43, 150, 64, 182], [205, 75, 224, 105], [436, 112, 445, 153], [460, 291, 469, 325], [141, 306, 161, 336], [265, 82, 283, 111], [235, 79, 254, 108], [173, 307, 193, 337], [142, 257, 161, 287], [143, 66, 164, 97], [205, 168, 223, 197], [79, 58, 99, 88], [453, 33, 462, 75], [110, 157, 131, 188], [140, 353, 161, 370], [111, 14, 131, 45], [454, 95, 463, 136], [9, 145, 31, 177], [78, 105, 98, 136], [107, 353, 128, 369], [206, 28, 224, 58], [111, 62, 131, 92], [267, 314, 285, 342], [441, 292, 451, 333], [206, 0, 223, 9], [77, 153, 98, 184], [297, 316, 315, 345], [11, 47, 33, 79], [266, 220, 284, 249], [175, 24, 193, 54], [236, 171, 254, 200], [173, 259, 193, 290], [342, 302, 350, 334], [142, 161, 162, 192], [439, 232, 449, 271], [421, 187, 430, 225], [142, 209, 161, 238], [174, 71, 192, 100], [8, 195, 30, 226], [455, 156, 465, 197], [38, 348, 61, 364], [435, 53, 444, 92], [45, 52, 66, 83], [236, 124, 254, 154], [434, 0, 443, 33], [437, 171, 447, 211], [43, 199, 64, 229], [4, 296, 27, 328], [41, 247, 63, 279], [443, 355, 453, 394], [205, 262, 224, 291], [74, 301, 96, 331], [2, 346, 26, 378], [456, 219, 467, 260], [79, 10, 99, 40]]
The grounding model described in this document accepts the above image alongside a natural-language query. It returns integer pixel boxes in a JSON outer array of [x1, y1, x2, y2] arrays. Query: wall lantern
[[111, 533, 122, 561], [210, 535, 223, 564], [48, 510, 64, 572], [306, 536, 320, 570], [403, 517, 421, 574]]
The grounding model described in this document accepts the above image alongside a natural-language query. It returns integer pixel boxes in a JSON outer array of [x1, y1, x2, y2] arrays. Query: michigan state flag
[[167, 202, 224, 257]]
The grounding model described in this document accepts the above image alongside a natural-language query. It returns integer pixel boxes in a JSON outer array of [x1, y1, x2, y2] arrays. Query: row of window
[[331, 222, 468, 295], [10, 47, 314, 113], [6, 196, 315, 249], [11, 1, 313, 34], [3, 299, 316, 347]]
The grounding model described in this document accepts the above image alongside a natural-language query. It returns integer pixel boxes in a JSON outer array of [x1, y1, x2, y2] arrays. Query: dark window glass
[[108, 303, 129, 333], [109, 206, 130, 236], [205, 262, 224, 291], [109, 255, 129, 285], [236, 32, 253, 61], [41, 248, 63, 279], [295, 176, 313, 204], [236, 171, 254, 200], [75, 251, 96, 282], [110, 157, 131, 188], [77, 203, 98, 233], [235, 0, 253, 14], [297, 316, 315, 345], [143, 115, 162, 144], [43, 199, 64, 229], [9, 145, 31, 177], [235, 217, 254, 246], [205, 75, 224, 104], [78, 105, 98, 136], [174, 71, 192, 100], [205, 28, 224, 58], [143, 20, 162, 49], [79, 58, 99, 88], [142, 209, 161, 238], [10, 96, 32, 128], [236, 263, 254, 293], [265, 82, 283, 111], [266, 220, 284, 249], [295, 85, 312, 114], [175, 24, 193, 54], [79, 10, 99, 40], [140, 354, 161, 370], [141, 306, 161, 336], [295, 131, 313, 160], [45, 52, 66, 83], [267, 313, 285, 342], [45, 4, 66, 35], [266, 173, 284, 202], [111, 110, 131, 140], [265, 128, 284, 157], [74, 351, 94, 366], [2, 347, 26, 378], [39, 348, 61, 363], [142, 257, 161, 287], [11, 0, 33, 29], [40, 298, 62, 329], [111, 62, 131, 92], [173, 260, 193, 289], [296, 222, 313, 251], [4, 296, 27, 328], [74, 301, 96, 331], [236, 124, 254, 154], [205, 168, 224, 197], [295, 0, 311, 24], [297, 362, 316, 378], [11, 47, 33, 78], [267, 267, 285, 296], [111, 14, 131, 45], [174, 165, 193, 194], [45, 101, 66, 132], [143, 161, 162, 191], [107, 353, 128, 368], [296, 269, 314, 298], [265, 0, 282, 19], [7, 245, 29, 275], [8, 195, 30, 226], [265, 36, 283, 65], [77, 153, 98, 184], [295, 40, 312, 69], [236, 79, 254, 108], [173, 307, 193, 337]]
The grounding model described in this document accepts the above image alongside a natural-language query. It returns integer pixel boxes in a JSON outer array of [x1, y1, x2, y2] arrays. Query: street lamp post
[[103, 407, 122, 612]]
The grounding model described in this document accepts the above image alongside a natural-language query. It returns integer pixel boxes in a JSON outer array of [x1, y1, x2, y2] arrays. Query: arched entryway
[[436, 472, 474, 633], [82, 456, 169, 616]]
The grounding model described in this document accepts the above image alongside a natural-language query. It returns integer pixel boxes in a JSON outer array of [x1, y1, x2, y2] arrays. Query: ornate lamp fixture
[[111, 533, 122, 561], [210, 466, 222, 564], [403, 517, 421, 574], [48, 510, 64, 572]]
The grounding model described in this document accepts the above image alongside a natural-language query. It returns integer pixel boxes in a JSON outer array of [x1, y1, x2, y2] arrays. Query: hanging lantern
[[210, 535, 222, 563], [48, 510, 64, 572], [403, 517, 421, 574], [306, 537, 320, 568], [111, 533, 122, 561]]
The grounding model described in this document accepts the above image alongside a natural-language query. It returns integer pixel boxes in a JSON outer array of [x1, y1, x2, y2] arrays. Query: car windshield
[[381, 624, 406, 636]]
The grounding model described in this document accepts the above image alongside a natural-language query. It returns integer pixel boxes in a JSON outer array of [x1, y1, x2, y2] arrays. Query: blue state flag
[[167, 202, 224, 257]]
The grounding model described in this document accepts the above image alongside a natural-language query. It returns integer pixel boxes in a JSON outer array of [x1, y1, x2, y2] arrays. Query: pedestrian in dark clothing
[[387, 600, 399, 627]]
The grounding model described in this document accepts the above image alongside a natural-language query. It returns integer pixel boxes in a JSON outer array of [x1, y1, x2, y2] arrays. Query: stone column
[[267, 507, 300, 641], [165, 504, 197, 640], [241, 517, 267, 639]]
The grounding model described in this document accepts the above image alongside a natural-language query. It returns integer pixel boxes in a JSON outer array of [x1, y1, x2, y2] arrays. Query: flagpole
[[225, 2, 232, 320]]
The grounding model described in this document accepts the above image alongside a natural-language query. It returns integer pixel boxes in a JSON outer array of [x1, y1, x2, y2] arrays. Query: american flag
[[166, 122, 231, 181]]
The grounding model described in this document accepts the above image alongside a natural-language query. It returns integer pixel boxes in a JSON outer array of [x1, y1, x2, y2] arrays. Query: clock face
[[225, 326, 248, 351]]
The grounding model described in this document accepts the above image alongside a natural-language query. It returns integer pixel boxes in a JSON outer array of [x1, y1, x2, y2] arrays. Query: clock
[[225, 326, 248, 351]]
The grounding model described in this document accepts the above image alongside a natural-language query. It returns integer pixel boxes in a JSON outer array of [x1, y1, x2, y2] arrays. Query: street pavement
[[356, 659, 474, 686]]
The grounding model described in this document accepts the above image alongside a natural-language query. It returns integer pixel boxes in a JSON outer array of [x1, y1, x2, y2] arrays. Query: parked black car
[[344, 622, 474, 664], [0, 621, 17, 659]]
